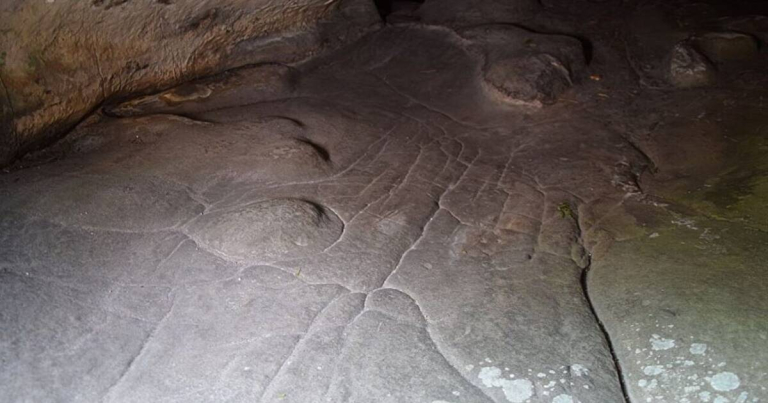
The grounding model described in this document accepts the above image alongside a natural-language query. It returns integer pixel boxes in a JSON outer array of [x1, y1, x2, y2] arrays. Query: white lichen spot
[[699, 391, 712, 402], [452, 391, 460, 396], [478, 367, 533, 403], [714, 396, 729, 403], [501, 379, 535, 402], [465, 364, 475, 371], [537, 373, 547, 378], [552, 395, 574, 403], [689, 343, 707, 355], [735, 392, 748, 403], [570, 364, 589, 377], [639, 379, 648, 388], [643, 365, 665, 376], [710, 372, 740, 392], [479, 367, 503, 386], [672, 217, 698, 230], [684, 386, 701, 393], [700, 228, 720, 241], [544, 381, 556, 389], [650, 334, 676, 350]]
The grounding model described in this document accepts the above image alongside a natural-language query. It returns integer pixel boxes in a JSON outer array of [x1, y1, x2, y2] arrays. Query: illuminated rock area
[[1, 0, 767, 402], [0, 0, 380, 165]]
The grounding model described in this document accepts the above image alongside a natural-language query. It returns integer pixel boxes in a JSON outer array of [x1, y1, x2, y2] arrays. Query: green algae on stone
[[655, 120, 768, 232], [558, 202, 576, 219]]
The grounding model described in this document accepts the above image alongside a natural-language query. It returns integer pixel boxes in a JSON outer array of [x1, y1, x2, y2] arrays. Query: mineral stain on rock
[[105, 63, 299, 118]]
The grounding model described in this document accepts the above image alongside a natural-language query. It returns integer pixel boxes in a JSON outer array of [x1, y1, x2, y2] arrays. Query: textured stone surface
[[0, 174, 203, 231], [458, 25, 585, 107], [104, 64, 299, 118], [186, 198, 344, 263], [2, 0, 768, 402], [589, 211, 768, 403], [0, 0, 381, 166], [668, 42, 717, 88], [691, 32, 760, 63]]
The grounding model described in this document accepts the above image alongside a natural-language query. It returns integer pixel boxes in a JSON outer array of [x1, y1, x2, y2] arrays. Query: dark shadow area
[[374, 0, 425, 19]]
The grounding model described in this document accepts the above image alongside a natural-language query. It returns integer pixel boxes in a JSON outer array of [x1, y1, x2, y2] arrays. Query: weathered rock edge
[[0, 0, 381, 167]]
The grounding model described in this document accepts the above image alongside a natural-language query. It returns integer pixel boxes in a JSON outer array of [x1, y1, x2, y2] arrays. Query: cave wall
[[0, 0, 380, 167]]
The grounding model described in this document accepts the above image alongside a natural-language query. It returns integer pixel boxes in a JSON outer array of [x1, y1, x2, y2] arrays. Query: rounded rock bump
[[187, 198, 343, 262]]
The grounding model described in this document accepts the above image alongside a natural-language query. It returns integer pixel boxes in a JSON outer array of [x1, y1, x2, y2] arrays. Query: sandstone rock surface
[[0, 0, 380, 166], [459, 25, 585, 107], [691, 31, 760, 63], [1, 0, 768, 402], [668, 42, 717, 88], [187, 198, 344, 263]]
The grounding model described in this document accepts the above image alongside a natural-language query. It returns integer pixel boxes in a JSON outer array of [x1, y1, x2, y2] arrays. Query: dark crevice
[[581, 262, 631, 403], [571, 207, 631, 402], [620, 133, 658, 175], [2, 103, 104, 173], [374, 0, 425, 20], [296, 138, 331, 161]]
